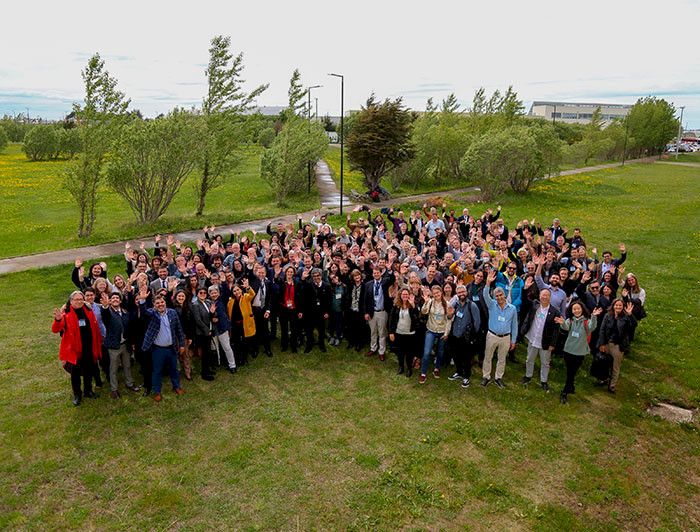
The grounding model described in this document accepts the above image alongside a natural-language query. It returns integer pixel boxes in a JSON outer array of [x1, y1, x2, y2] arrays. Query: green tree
[[58, 127, 82, 159], [21, 125, 59, 161], [627, 96, 677, 155], [0, 125, 7, 153], [261, 71, 328, 205], [258, 127, 275, 148], [260, 119, 327, 205], [346, 95, 415, 190], [64, 53, 130, 237], [193, 35, 268, 215], [107, 109, 204, 224]]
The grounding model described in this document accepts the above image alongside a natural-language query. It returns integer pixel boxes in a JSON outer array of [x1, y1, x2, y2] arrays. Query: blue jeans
[[151, 346, 180, 394], [421, 330, 446, 375]]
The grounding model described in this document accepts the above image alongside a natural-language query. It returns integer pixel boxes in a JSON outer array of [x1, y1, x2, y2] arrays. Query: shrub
[[22, 125, 59, 161], [259, 127, 275, 148]]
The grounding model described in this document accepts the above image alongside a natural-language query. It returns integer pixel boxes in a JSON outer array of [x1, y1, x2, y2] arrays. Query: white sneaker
[[461, 378, 470, 389], [448, 373, 461, 381]]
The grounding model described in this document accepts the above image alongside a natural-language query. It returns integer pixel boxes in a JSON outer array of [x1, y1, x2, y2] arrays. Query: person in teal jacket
[[495, 261, 524, 362], [555, 299, 603, 403]]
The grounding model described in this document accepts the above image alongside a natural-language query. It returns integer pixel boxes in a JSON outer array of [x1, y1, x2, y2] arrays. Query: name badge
[[473, 296, 479, 301], [571, 331, 580, 338], [497, 315, 506, 322], [335, 294, 342, 299], [538, 312, 546, 320], [456, 311, 464, 319], [435, 314, 443, 321], [78, 319, 87, 327], [317, 301, 321, 306], [286, 301, 293, 308]]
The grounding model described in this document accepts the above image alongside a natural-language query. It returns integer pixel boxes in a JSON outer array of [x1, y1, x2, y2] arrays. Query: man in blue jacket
[[495, 261, 524, 363], [140, 290, 186, 402]]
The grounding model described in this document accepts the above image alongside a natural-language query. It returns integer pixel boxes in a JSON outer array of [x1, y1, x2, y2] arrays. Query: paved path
[[655, 161, 700, 168], [0, 157, 654, 275]]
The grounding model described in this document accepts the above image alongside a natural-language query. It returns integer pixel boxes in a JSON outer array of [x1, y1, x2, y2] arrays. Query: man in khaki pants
[[481, 268, 519, 388], [363, 266, 395, 361]]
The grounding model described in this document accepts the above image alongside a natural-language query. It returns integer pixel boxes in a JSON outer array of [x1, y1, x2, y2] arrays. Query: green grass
[[659, 152, 700, 164], [325, 145, 473, 198], [0, 143, 319, 259], [1, 161, 699, 530]]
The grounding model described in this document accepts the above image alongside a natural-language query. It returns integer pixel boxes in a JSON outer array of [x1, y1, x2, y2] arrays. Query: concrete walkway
[[0, 156, 654, 275], [655, 160, 700, 168]]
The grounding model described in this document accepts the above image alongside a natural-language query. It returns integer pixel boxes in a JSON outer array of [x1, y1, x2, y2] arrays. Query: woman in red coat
[[52, 291, 103, 406]]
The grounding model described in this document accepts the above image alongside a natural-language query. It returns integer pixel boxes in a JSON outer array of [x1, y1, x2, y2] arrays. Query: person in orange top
[[227, 278, 256, 367], [52, 290, 103, 406]]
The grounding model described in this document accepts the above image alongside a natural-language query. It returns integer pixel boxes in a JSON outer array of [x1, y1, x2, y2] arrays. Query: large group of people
[[52, 203, 647, 406]]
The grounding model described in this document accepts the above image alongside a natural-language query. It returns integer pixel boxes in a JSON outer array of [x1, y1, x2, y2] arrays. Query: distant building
[[528, 101, 632, 125]]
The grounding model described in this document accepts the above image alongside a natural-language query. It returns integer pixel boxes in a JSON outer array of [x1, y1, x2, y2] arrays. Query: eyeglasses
[[590, 286, 600, 290]]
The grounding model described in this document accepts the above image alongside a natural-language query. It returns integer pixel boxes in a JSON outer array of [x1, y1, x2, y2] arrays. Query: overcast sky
[[2, 0, 699, 127]]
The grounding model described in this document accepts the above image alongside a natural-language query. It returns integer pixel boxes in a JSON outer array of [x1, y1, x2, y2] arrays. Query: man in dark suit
[[189, 287, 216, 381], [362, 265, 396, 361], [251, 263, 274, 357], [303, 268, 332, 353]]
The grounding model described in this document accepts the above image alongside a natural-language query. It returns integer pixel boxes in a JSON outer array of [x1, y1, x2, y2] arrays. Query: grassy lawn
[[0, 143, 319, 259], [1, 161, 699, 530], [325, 145, 473, 198], [658, 152, 700, 164]]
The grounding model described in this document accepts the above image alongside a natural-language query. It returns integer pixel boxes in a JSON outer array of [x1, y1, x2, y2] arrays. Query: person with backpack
[[554, 299, 603, 403]]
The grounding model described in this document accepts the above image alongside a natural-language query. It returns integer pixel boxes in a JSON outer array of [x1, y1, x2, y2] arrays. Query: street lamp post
[[675, 106, 685, 161], [328, 73, 344, 214], [307, 84, 322, 193]]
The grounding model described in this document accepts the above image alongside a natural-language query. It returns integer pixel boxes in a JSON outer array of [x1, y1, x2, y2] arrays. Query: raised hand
[[124, 242, 131, 251], [139, 241, 146, 250], [100, 292, 109, 307], [138, 287, 150, 300], [155, 234, 161, 244], [78, 266, 85, 278], [486, 269, 497, 285], [168, 279, 179, 291], [581, 270, 591, 282], [592, 307, 603, 316], [619, 243, 626, 253], [166, 235, 174, 246], [554, 316, 565, 324], [625, 302, 634, 315], [53, 308, 65, 321], [211, 225, 216, 233], [203, 226, 209, 233], [524, 276, 534, 289], [242, 278, 249, 289], [75, 257, 83, 268]]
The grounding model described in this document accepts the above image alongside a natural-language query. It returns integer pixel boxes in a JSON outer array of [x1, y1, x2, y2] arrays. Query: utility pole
[[675, 106, 685, 160], [329, 73, 344, 214], [622, 115, 630, 166]]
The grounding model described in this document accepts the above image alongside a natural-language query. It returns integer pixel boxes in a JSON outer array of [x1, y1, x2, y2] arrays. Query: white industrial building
[[528, 101, 632, 125]]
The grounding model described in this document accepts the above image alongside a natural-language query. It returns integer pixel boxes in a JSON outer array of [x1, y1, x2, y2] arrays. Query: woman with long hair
[[172, 290, 194, 380], [388, 288, 420, 376], [276, 266, 302, 353], [345, 269, 366, 352], [554, 298, 603, 403], [596, 298, 637, 394], [418, 285, 454, 384]]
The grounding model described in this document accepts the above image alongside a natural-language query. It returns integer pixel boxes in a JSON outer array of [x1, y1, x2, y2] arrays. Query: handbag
[[590, 351, 612, 381]]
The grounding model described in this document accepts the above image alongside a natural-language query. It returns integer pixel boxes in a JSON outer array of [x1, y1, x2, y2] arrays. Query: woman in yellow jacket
[[227, 278, 256, 367]]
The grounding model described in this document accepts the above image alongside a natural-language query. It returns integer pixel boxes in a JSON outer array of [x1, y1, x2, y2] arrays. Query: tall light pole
[[329, 73, 344, 214], [551, 103, 557, 125], [675, 106, 685, 160], [307, 84, 322, 192]]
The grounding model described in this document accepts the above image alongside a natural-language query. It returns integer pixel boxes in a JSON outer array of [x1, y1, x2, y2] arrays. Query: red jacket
[[51, 305, 103, 365]]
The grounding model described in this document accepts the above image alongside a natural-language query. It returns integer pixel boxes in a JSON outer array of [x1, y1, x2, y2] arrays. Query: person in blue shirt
[[481, 269, 518, 388]]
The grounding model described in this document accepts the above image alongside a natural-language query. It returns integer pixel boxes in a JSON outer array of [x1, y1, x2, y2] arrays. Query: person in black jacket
[[575, 272, 610, 353], [209, 285, 236, 373], [465, 270, 489, 363], [190, 287, 216, 381], [388, 288, 420, 376], [251, 264, 274, 358], [597, 298, 637, 393], [276, 266, 303, 353], [446, 285, 482, 388], [519, 289, 561, 391], [303, 268, 332, 353], [99, 292, 140, 398]]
